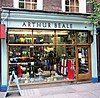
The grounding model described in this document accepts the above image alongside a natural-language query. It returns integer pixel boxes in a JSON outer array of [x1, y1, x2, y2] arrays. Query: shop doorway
[[76, 46, 91, 81]]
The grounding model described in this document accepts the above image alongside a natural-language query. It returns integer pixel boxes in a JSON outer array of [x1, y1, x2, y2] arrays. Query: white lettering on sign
[[22, 21, 73, 29]]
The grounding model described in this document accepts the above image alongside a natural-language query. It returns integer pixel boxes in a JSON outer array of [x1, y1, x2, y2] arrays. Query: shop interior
[[8, 29, 90, 84]]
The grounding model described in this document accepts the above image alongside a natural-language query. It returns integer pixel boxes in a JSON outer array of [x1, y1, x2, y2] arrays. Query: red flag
[[0, 24, 6, 38]]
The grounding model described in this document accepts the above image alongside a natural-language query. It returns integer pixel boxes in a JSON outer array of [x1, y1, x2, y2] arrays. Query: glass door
[[76, 46, 91, 81]]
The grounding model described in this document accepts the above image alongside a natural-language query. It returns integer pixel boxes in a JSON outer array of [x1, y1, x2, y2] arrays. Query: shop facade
[[0, 8, 98, 91]]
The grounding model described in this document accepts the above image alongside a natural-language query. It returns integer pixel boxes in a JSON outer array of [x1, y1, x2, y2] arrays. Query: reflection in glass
[[8, 29, 32, 44], [8, 29, 90, 83], [33, 30, 54, 44], [56, 46, 75, 59], [19, 2, 24, 8], [25, 3, 31, 9], [57, 31, 75, 44], [65, 0, 69, 5], [77, 32, 88, 44], [25, 0, 30, 2], [9, 46, 30, 58]]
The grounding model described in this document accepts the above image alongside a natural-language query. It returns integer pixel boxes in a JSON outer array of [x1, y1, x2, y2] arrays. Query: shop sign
[[22, 21, 73, 29]]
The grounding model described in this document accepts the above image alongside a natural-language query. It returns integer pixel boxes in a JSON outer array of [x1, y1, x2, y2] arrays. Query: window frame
[[13, 0, 43, 10], [62, 0, 80, 12]]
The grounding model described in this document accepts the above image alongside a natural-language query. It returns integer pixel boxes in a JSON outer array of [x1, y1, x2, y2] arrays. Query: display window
[[56, 30, 76, 44], [8, 29, 91, 84], [77, 32, 89, 44], [8, 29, 32, 44]]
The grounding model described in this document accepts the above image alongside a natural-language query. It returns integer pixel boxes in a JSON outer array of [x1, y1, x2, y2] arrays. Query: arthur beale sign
[[22, 21, 73, 29]]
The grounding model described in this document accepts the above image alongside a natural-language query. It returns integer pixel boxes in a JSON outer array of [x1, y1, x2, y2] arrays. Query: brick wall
[[86, 3, 93, 13], [96, 0, 100, 2], [0, 0, 99, 13], [1, 0, 13, 7], [43, 0, 62, 12], [86, 0, 100, 13]]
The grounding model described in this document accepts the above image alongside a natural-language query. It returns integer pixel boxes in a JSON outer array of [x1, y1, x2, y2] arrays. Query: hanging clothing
[[17, 65, 23, 77], [67, 59, 74, 79]]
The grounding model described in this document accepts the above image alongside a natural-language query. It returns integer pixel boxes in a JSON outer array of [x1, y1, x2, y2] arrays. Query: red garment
[[17, 65, 23, 77], [67, 59, 74, 79], [61, 59, 67, 75]]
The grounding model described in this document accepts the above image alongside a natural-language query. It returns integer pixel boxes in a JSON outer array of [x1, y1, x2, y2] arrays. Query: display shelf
[[8, 44, 33, 46]]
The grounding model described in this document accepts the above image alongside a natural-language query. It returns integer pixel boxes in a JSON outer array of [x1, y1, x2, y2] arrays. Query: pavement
[[1, 82, 100, 98]]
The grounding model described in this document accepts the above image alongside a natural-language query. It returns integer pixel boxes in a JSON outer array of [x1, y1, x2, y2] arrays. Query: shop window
[[77, 32, 88, 44], [56, 30, 76, 44], [8, 29, 32, 44], [33, 30, 54, 45], [65, 0, 79, 12], [56, 45, 75, 59], [56, 46, 75, 78], [8, 29, 91, 84]]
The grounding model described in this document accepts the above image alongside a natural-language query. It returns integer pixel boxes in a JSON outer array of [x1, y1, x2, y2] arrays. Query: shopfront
[[0, 8, 98, 90]]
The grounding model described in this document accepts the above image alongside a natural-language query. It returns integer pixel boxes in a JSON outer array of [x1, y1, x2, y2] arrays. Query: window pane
[[19, 2, 24, 8], [76, 7, 79, 12], [56, 46, 75, 59], [77, 32, 88, 44], [32, 0, 37, 2], [25, 3, 31, 9], [76, 0, 79, 6], [65, 6, 69, 12], [9, 46, 30, 58], [70, 6, 74, 12], [25, 0, 31, 2], [70, 0, 74, 6], [65, 0, 69, 5], [33, 30, 54, 44], [32, 3, 37, 9], [56, 31, 76, 44], [8, 29, 32, 44], [19, 0, 24, 1]]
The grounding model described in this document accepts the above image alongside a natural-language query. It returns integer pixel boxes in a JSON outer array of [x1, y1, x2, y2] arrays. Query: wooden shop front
[[1, 8, 96, 88], [8, 28, 92, 84]]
